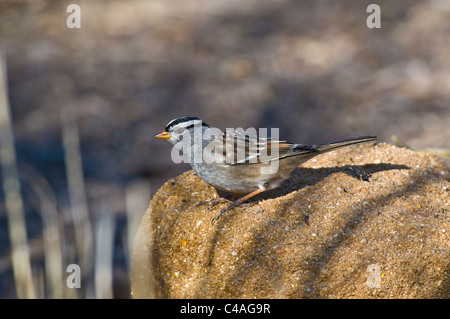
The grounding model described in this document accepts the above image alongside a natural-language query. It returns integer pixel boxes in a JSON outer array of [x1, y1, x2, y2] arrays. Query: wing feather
[[204, 129, 320, 165]]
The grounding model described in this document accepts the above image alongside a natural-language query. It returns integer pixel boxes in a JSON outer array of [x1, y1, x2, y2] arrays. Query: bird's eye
[[174, 127, 186, 135]]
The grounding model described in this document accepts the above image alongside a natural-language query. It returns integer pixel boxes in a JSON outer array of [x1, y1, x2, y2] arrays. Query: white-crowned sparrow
[[155, 116, 378, 224]]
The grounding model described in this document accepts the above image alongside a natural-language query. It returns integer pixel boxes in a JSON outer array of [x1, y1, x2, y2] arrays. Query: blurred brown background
[[0, 0, 449, 298]]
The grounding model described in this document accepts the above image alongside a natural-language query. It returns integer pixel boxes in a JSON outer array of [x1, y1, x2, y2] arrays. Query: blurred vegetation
[[0, 0, 449, 298]]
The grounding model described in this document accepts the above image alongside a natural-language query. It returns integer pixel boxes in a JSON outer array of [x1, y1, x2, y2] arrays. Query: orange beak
[[154, 130, 171, 140]]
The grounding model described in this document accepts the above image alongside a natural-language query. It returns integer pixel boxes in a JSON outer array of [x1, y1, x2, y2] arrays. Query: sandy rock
[[131, 143, 450, 298]]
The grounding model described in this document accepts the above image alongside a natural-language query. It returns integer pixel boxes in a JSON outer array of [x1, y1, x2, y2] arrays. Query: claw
[[211, 212, 221, 225], [211, 207, 229, 225]]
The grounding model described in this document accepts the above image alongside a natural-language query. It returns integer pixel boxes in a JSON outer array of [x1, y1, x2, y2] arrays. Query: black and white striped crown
[[165, 116, 210, 132]]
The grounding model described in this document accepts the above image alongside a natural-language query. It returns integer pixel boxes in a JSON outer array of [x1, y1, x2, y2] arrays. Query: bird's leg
[[211, 188, 264, 225], [195, 192, 238, 207]]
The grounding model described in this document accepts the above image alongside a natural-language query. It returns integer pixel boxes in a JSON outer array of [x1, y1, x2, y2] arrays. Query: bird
[[155, 116, 378, 224]]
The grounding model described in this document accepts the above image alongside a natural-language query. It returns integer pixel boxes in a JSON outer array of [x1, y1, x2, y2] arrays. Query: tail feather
[[315, 136, 378, 153]]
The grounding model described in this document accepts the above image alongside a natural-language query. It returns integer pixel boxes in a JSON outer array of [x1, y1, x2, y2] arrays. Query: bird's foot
[[210, 189, 264, 225], [195, 197, 232, 207]]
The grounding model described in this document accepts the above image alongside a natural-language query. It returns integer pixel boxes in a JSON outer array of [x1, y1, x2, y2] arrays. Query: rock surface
[[131, 143, 450, 298]]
